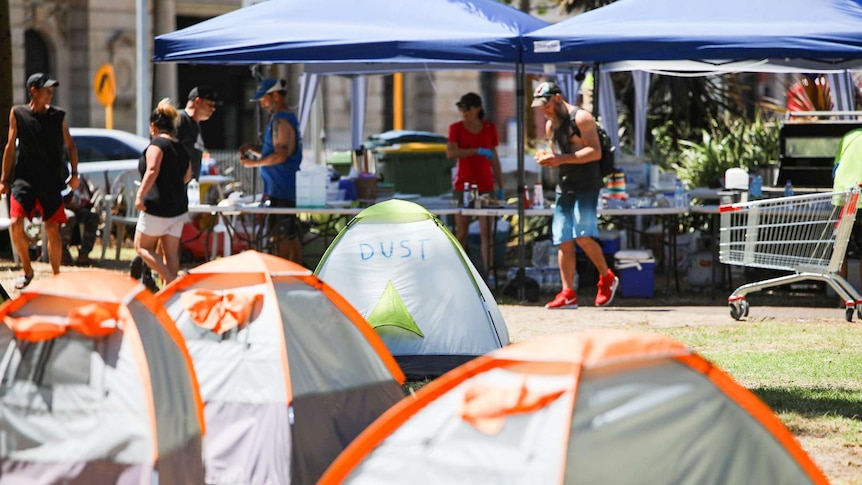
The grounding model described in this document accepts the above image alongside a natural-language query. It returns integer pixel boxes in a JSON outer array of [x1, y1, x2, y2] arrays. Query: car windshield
[[74, 136, 142, 163]]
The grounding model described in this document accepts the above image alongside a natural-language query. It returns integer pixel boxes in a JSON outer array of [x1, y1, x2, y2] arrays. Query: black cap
[[27, 73, 59, 90], [531, 81, 563, 107], [456, 92, 482, 109], [188, 85, 222, 106]]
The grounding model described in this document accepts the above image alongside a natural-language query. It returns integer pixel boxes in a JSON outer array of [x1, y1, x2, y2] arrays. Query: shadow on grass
[[752, 386, 862, 420]]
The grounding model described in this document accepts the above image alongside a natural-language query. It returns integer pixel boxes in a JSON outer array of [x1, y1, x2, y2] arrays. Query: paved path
[[500, 302, 853, 343]]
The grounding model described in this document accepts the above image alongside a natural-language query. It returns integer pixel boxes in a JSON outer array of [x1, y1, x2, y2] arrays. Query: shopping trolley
[[718, 187, 862, 321]]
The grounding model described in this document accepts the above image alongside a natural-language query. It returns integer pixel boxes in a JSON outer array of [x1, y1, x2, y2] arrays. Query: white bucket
[[725, 168, 749, 190]]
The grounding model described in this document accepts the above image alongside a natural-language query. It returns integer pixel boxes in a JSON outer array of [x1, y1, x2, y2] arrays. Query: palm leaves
[[672, 111, 779, 188], [785, 74, 833, 112]]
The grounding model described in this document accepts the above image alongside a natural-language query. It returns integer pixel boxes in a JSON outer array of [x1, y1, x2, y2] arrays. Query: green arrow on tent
[[366, 281, 424, 338]]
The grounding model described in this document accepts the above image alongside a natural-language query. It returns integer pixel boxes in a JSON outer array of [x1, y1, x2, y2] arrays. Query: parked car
[[70, 128, 148, 194]]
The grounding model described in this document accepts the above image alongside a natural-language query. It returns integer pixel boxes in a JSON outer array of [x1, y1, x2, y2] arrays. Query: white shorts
[[136, 212, 187, 238]]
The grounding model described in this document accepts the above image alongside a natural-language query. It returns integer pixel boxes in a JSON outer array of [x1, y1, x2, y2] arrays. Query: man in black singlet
[[1, 73, 79, 289], [532, 81, 618, 309], [177, 85, 220, 180]]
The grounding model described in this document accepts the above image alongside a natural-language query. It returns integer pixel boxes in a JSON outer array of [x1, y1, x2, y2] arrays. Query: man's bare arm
[[251, 117, 296, 168], [62, 118, 80, 189], [1, 111, 18, 191]]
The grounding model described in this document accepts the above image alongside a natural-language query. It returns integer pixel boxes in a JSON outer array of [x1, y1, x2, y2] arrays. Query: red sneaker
[[545, 288, 578, 309], [596, 269, 619, 307]]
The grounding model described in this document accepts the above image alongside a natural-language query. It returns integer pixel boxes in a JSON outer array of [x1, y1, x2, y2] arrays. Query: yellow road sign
[[94, 64, 116, 107]]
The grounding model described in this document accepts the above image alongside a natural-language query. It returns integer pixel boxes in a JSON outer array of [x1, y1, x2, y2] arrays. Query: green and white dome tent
[[316, 199, 509, 378]]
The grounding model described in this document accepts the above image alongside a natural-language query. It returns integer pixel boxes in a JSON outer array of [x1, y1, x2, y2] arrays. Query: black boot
[[141, 270, 159, 293], [130, 256, 143, 279]]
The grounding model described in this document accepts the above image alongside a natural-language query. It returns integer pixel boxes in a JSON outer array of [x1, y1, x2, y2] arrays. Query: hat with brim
[[189, 85, 223, 106], [531, 96, 552, 108], [27, 73, 59, 90], [456, 92, 482, 109], [251, 78, 287, 101], [531, 81, 561, 107]]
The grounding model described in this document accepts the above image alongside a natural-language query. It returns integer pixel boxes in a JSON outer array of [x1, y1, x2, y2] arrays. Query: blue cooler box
[[615, 249, 655, 298], [576, 229, 621, 254]]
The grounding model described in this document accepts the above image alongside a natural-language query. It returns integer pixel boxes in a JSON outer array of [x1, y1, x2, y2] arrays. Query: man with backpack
[[532, 81, 618, 309]]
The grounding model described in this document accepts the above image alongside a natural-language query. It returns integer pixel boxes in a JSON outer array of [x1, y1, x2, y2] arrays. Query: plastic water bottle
[[673, 179, 686, 208], [187, 178, 200, 206], [750, 175, 762, 199], [201, 151, 215, 175], [463, 182, 470, 208], [784, 179, 794, 197]]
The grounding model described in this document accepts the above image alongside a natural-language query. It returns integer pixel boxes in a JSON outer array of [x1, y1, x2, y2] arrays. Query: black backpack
[[555, 107, 616, 178]]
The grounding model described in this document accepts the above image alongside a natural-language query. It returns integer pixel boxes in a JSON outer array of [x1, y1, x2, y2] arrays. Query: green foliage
[[556, 0, 616, 13], [660, 111, 779, 188]]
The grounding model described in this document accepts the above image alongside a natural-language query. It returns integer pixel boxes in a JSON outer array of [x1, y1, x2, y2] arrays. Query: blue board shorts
[[551, 190, 600, 245]]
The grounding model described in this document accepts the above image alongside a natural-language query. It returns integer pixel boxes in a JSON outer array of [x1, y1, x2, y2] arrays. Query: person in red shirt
[[446, 92, 503, 279]]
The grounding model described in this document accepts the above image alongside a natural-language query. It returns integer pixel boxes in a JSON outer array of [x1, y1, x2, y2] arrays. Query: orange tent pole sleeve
[[267, 273, 293, 405], [676, 355, 829, 484], [143, 292, 207, 436], [554, 363, 581, 485], [0, 293, 38, 319], [319, 355, 502, 484], [122, 309, 160, 462]]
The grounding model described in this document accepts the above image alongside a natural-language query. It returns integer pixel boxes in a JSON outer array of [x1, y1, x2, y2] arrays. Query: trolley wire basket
[[718, 187, 862, 321]]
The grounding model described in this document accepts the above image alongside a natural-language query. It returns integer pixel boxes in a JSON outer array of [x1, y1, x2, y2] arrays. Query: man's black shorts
[[266, 197, 300, 241], [849, 219, 862, 258]]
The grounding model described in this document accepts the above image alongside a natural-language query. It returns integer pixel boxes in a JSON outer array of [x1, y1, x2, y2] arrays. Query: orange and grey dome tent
[[156, 250, 406, 485], [0, 271, 205, 484], [320, 329, 828, 485]]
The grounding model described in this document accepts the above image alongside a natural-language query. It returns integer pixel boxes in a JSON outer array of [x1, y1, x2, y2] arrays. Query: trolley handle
[[718, 203, 743, 213]]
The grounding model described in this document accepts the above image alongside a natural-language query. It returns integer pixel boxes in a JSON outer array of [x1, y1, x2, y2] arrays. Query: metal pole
[[591, 63, 600, 119], [516, 62, 526, 301], [251, 65, 261, 202], [136, 0, 149, 137]]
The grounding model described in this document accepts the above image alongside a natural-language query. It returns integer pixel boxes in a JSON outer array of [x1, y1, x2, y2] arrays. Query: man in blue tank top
[[240, 78, 303, 264]]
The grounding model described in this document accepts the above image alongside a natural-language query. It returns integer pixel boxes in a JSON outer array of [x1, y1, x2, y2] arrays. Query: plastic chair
[[100, 169, 141, 260]]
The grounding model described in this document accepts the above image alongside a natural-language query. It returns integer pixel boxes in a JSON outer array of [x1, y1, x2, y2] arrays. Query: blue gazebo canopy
[[523, 0, 862, 68], [154, 0, 548, 70]]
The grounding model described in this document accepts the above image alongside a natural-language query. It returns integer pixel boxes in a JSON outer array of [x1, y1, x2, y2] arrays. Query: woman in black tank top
[[133, 99, 192, 287]]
